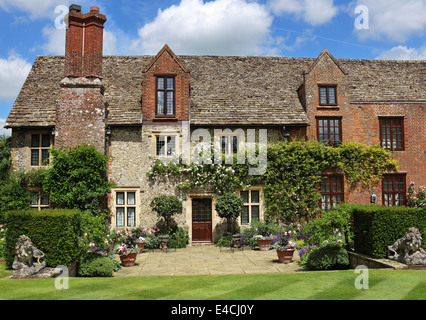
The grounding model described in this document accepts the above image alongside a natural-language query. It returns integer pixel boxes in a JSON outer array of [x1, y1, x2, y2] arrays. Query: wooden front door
[[192, 198, 212, 242]]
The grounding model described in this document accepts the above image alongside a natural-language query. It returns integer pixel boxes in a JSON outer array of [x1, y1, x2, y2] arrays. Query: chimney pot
[[69, 4, 82, 13], [90, 6, 99, 12]]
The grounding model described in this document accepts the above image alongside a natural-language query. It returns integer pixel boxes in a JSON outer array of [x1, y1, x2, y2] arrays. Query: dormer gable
[[141, 45, 190, 123], [305, 48, 348, 76], [302, 48, 350, 111], [143, 44, 189, 74]]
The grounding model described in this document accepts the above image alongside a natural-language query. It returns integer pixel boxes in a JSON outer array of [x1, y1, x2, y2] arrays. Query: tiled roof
[[5, 54, 426, 128]]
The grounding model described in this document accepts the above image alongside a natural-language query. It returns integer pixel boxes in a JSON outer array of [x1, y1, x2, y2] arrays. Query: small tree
[[43, 145, 113, 214], [215, 192, 244, 234], [0, 135, 11, 182], [150, 195, 182, 232]]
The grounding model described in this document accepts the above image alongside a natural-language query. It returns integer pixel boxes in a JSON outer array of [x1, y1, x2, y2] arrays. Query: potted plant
[[116, 244, 140, 267], [135, 236, 146, 251], [252, 234, 273, 251], [133, 227, 147, 252], [150, 195, 182, 250], [271, 233, 296, 263], [215, 192, 244, 237]]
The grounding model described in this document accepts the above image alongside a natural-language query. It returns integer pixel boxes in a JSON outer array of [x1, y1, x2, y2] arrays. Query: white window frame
[[30, 190, 50, 211], [150, 132, 180, 158], [239, 187, 264, 225], [111, 189, 140, 228]]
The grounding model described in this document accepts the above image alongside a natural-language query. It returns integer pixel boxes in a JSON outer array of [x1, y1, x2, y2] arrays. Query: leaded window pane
[[167, 136, 175, 155], [156, 136, 165, 156], [31, 150, 39, 166], [116, 208, 124, 227], [251, 205, 260, 221], [116, 192, 125, 205], [31, 192, 39, 205], [41, 193, 49, 206], [127, 192, 135, 205], [251, 190, 259, 203], [241, 206, 249, 225], [240, 191, 249, 203], [127, 207, 135, 227]]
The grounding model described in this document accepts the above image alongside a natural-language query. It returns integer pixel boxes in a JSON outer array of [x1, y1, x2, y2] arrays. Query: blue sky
[[1, 0, 425, 135]]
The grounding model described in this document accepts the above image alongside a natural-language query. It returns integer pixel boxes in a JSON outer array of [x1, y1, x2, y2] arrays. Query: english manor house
[[5, 5, 426, 243]]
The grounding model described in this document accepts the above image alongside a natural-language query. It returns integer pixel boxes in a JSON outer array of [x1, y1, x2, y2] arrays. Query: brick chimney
[[64, 5, 107, 78], [56, 5, 108, 153]]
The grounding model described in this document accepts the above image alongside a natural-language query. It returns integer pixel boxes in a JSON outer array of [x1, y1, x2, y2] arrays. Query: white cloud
[[352, 0, 426, 42], [41, 26, 65, 55], [0, 0, 72, 19], [0, 119, 11, 136], [0, 54, 31, 101], [268, 0, 338, 26], [130, 0, 274, 55], [41, 26, 119, 55], [376, 45, 426, 60]]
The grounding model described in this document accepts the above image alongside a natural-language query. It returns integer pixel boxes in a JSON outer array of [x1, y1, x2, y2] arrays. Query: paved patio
[[114, 246, 302, 277]]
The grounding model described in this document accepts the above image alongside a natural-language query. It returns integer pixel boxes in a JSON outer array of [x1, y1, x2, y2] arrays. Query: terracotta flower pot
[[257, 239, 272, 251], [276, 249, 295, 263], [135, 242, 145, 252], [119, 252, 137, 267]]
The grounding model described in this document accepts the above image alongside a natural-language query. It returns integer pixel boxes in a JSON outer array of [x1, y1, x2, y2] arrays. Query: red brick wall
[[141, 46, 190, 124], [56, 7, 107, 153], [55, 80, 106, 152], [302, 50, 426, 205]]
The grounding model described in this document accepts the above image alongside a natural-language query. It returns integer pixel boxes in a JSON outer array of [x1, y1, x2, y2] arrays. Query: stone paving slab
[[114, 246, 302, 277]]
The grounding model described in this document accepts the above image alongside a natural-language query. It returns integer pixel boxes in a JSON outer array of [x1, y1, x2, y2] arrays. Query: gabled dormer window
[[319, 85, 337, 106], [156, 76, 175, 116]]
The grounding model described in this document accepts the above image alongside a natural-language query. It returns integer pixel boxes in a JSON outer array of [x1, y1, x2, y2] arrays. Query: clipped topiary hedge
[[5, 209, 81, 269], [352, 205, 426, 258]]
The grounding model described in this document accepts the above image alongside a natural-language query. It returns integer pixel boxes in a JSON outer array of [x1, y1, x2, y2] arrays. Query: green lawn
[[1, 263, 425, 300]]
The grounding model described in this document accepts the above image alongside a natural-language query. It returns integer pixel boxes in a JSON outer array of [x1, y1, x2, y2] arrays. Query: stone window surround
[[28, 131, 54, 168], [238, 186, 264, 226], [29, 188, 50, 211], [149, 129, 181, 158], [110, 188, 140, 228]]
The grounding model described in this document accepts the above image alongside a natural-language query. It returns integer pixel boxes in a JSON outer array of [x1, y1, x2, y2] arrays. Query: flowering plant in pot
[[252, 234, 274, 251], [116, 244, 141, 267], [271, 233, 296, 263]]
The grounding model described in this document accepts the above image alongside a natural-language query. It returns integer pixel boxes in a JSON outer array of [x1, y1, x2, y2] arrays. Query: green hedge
[[5, 209, 81, 269], [352, 205, 426, 258]]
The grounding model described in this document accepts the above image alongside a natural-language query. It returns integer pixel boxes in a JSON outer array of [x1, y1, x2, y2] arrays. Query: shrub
[[302, 204, 354, 249], [78, 252, 114, 277], [150, 195, 182, 231], [0, 172, 30, 223], [407, 182, 426, 208], [304, 244, 349, 271], [352, 205, 426, 258], [240, 220, 282, 247], [216, 234, 233, 247], [215, 192, 244, 234], [0, 224, 6, 258], [43, 145, 113, 214], [168, 227, 189, 248], [5, 209, 81, 269]]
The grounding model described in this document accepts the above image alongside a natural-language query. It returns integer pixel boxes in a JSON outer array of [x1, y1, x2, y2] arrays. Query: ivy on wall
[[147, 140, 398, 223]]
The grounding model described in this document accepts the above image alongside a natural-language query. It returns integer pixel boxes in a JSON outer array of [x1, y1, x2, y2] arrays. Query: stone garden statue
[[12, 235, 47, 278], [388, 228, 426, 265]]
